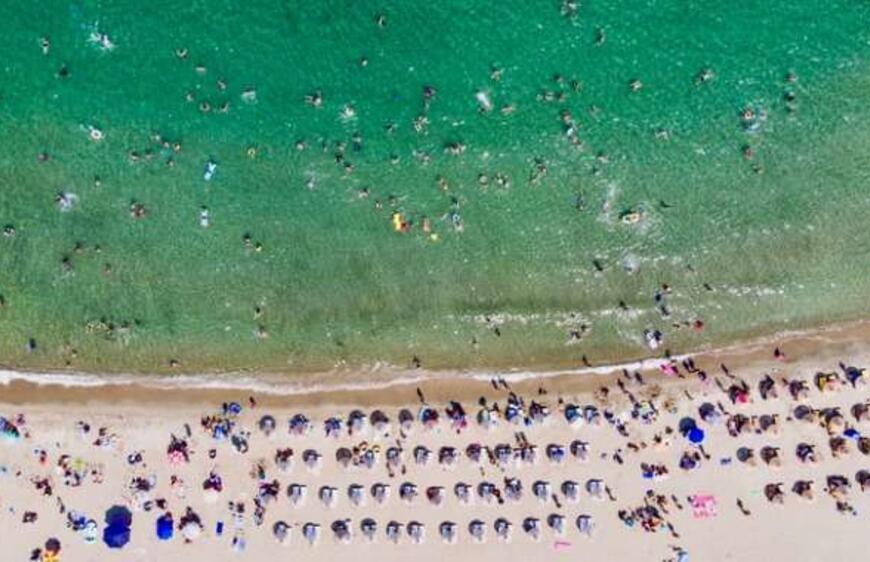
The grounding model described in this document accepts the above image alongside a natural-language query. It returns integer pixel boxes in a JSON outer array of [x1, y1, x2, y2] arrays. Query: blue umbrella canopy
[[688, 427, 705, 444], [103, 523, 131, 548], [156, 514, 174, 540]]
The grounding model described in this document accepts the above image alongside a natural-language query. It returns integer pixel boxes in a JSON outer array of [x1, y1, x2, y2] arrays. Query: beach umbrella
[[273, 521, 290, 545], [370, 409, 389, 430], [361, 518, 377, 541], [335, 447, 353, 467], [348, 484, 365, 506], [413, 446, 431, 465], [561, 480, 579, 501], [454, 482, 471, 503], [439, 521, 457, 543], [570, 440, 589, 460], [468, 519, 486, 541], [522, 517, 540, 539], [386, 521, 402, 543], [319, 486, 337, 507], [104, 506, 132, 528], [258, 415, 276, 436], [687, 427, 705, 444], [302, 449, 321, 468], [576, 514, 593, 536], [398, 409, 414, 430], [407, 521, 424, 543], [547, 513, 565, 534], [564, 404, 581, 424], [371, 482, 389, 503], [303, 523, 320, 545], [494, 518, 512, 540], [103, 523, 131, 549], [156, 514, 173, 540], [181, 521, 202, 541], [533, 480, 551, 501], [83, 520, 98, 544], [44, 538, 61, 555], [678, 417, 697, 436], [348, 410, 366, 433]]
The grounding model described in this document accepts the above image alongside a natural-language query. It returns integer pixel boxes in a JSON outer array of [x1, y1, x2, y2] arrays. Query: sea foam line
[[0, 320, 859, 397]]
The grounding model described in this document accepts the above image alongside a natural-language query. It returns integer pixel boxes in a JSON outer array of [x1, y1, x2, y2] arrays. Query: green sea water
[[1, 1, 870, 374]]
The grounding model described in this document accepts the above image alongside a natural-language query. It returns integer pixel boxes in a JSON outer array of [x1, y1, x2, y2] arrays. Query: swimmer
[[340, 104, 356, 120], [595, 28, 606, 46], [561, 0, 579, 18], [40, 36, 50, 55], [87, 125, 104, 142], [629, 78, 643, 92], [490, 65, 503, 82], [56, 64, 70, 79], [174, 47, 188, 59], [374, 13, 387, 27], [195, 64, 207, 74], [695, 68, 715, 85], [413, 114, 429, 133], [216, 78, 227, 91], [55, 192, 77, 212], [203, 160, 217, 181], [129, 201, 147, 219], [304, 90, 323, 107], [199, 207, 210, 228], [475, 91, 493, 113], [241, 88, 257, 104], [88, 30, 115, 51], [359, 56, 369, 67]]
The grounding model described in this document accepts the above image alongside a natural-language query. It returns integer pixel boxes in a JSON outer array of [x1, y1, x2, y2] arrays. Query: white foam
[[0, 321, 855, 397]]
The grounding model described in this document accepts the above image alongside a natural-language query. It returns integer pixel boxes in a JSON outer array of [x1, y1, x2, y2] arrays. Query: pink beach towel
[[691, 494, 718, 518]]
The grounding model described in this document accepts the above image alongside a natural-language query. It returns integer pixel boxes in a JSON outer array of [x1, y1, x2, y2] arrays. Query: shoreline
[[1, 318, 867, 410]]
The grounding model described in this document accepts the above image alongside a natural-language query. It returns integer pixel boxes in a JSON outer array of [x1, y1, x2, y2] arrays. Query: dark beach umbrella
[[370, 409, 390, 429], [103, 523, 131, 548], [104, 505, 132, 528], [44, 538, 61, 554], [678, 417, 697, 436], [258, 415, 276, 435], [335, 447, 353, 467]]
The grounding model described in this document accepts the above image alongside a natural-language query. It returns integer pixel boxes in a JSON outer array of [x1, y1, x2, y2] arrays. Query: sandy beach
[[3, 322, 870, 562]]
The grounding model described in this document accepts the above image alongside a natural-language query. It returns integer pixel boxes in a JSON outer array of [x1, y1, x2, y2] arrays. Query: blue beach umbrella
[[687, 427, 705, 444], [156, 514, 174, 540], [103, 523, 131, 548]]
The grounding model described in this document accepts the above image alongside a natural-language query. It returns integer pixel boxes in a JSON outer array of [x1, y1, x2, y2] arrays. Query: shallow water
[[0, 1, 870, 373]]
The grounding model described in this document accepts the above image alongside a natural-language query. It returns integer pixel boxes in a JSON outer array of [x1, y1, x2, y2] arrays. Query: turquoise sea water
[[1, 1, 870, 374]]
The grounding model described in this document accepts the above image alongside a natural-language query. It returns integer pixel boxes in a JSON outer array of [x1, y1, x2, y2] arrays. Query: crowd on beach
[[1, 348, 870, 561]]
